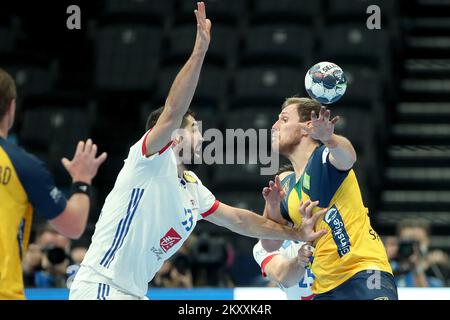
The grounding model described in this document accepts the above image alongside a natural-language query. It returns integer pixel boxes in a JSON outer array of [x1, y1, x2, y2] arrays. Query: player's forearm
[[164, 50, 206, 122], [275, 258, 307, 288], [260, 204, 284, 251], [50, 194, 89, 239], [322, 134, 357, 170], [233, 209, 299, 241]]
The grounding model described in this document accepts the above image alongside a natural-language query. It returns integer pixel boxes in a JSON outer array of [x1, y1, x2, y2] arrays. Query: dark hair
[[397, 219, 431, 237], [282, 96, 322, 122], [145, 107, 196, 131], [0, 68, 17, 121]]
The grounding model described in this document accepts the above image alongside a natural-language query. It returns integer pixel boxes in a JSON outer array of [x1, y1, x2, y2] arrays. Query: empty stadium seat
[[168, 24, 238, 65], [224, 107, 278, 131], [242, 24, 314, 65], [327, 0, 396, 22], [233, 66, 304, 104], [252, 0, 320, 22], [155, 65, 228, 106], [94, 24, 162, 91], [319, 24, 389, 65], [340, 65, 383, 102], [178, 0, 248, 23], [103, 0, 174, 19], [20, 104, 93, 185], [0, 28, 16, 55]]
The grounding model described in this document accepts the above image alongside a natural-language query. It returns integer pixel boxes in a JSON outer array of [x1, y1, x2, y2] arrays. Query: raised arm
[[308, 106, 357, 171], [145, 2, 211, 156]]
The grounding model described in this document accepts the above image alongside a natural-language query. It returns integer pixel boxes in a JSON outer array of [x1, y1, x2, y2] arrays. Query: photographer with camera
[[23, 224, 72, 288], [389, 219, 448, 287]]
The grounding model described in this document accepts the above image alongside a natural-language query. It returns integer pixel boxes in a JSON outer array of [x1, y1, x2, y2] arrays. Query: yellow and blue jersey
[[0, 137, 67, 299], [280, 145, 392, 294]]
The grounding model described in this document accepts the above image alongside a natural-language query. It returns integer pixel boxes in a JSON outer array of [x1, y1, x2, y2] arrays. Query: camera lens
[[44, 246, 67, 265]]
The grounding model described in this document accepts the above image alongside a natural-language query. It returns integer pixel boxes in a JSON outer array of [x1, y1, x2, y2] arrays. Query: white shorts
[[69, 280, 149, 300]]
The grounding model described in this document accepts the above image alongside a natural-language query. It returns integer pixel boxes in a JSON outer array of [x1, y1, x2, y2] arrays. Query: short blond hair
[[0, 69, 16, 121], [282, 97, 322, 122]]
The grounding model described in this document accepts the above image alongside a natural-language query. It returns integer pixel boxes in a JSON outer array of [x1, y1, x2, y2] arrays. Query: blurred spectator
[[22, 224, 72, 288], [152, 251, 194, 288], [191, 233, 234, 287], [388, 219, 449, 287]]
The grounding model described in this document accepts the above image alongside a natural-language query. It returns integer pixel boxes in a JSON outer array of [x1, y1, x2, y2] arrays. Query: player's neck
[[288, 140, 319, 181], [177, 163, 186, 178], [0, 120, 8, 139]]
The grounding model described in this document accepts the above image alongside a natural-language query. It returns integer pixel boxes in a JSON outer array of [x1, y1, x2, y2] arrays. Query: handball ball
[[304, 62, 347, 104]]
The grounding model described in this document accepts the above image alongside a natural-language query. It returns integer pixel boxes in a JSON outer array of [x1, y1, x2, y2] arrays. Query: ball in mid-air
[[304, 62, 347, 104]]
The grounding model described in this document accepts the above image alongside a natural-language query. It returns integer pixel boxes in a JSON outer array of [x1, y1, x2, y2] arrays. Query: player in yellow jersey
[[0, 69, 107, 299], [261, 97, 397, 300]]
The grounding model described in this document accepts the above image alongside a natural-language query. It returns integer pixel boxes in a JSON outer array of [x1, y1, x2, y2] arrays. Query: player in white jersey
[[253, 166, 316, 300], [253, 240, 315, 300], [69, 2, 327, 300]]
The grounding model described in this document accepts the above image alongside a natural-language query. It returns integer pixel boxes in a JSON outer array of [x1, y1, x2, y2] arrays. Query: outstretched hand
[[262, 175, 285, 206], [62, 139, 107, 185], [193, 2, 211, 54], [304, 106, 339, 144], [296, 200, 327, 242]]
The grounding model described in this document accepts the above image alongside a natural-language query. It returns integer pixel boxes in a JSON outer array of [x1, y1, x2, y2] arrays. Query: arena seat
[[167, 23, 238, 65], [94, 24, 162, 91], [241, 24, 314, 65]]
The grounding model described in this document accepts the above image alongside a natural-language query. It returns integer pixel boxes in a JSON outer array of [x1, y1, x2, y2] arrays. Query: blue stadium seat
[[94, 24, 162, 91], [242, 24, 314, 65]]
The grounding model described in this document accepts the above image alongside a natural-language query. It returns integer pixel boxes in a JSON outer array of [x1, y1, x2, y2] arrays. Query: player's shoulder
[[0, 138, 44, 172]]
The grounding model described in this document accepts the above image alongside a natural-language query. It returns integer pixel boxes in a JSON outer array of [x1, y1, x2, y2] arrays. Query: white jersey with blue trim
[[73, 131, 218, 298], [253, 240, 315, 300]]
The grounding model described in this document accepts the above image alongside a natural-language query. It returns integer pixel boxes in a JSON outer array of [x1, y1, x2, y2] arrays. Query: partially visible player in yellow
[[261, 97, 397, 300], [0, 69, 107, 299]]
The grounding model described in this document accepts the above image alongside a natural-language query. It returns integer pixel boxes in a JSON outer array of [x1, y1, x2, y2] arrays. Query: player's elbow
[[59, 223, 85, 240]]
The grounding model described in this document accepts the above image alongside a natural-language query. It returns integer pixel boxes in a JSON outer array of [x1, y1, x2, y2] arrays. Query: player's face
[[272, 104, 303, 155], [182, 115, 203, 161]]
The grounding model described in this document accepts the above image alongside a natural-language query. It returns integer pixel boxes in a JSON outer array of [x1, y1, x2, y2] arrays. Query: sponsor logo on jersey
[[324, 205, 351, 257], [183, 171, 198, 184], [303, 173, 310, 190], [160, 228, 182, 252], [49, 187, 62, 203]]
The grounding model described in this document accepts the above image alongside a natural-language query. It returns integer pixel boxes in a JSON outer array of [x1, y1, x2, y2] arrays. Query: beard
[[275, 134, 302, 156]]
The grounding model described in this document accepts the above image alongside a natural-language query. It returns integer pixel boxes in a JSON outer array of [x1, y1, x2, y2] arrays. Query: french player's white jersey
[[253, 240, 315, 300], [73, 131, 219, 298]]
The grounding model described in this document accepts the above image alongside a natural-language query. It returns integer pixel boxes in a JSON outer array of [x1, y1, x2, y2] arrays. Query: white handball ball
[[304, 62, 347, 104]]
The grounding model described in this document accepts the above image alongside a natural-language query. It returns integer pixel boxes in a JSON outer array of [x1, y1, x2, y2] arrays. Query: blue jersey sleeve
[[304, 145, 350, 208], [13, 150, 67, 220]]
